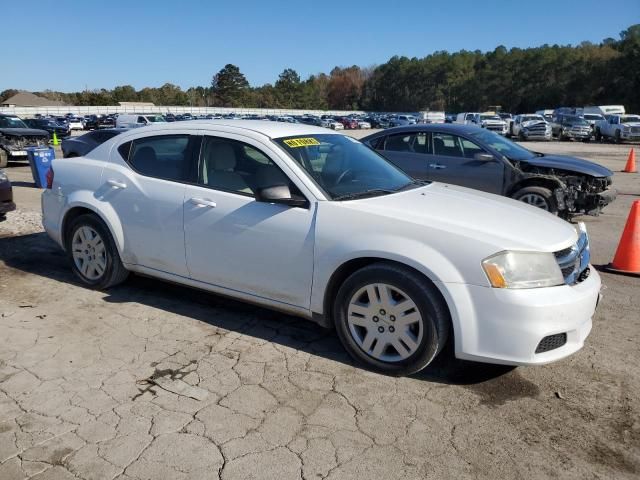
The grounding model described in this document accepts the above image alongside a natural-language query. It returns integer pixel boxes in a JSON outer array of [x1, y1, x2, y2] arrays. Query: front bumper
[[523, 131, 552, 140], [621, 132, 640, 140], [446, 268, 601, 365]]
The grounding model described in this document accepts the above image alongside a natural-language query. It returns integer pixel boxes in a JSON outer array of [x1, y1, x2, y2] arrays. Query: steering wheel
[[335, 169, 354, 186]]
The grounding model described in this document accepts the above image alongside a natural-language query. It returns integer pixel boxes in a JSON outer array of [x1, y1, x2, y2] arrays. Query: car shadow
[[0, 231, 513, 386]]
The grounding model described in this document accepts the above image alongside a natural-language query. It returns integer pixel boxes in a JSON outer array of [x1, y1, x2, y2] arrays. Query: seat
[[433, 137, 446, 155], [203, 142, 251, 193], [321, 146, 346, 186]]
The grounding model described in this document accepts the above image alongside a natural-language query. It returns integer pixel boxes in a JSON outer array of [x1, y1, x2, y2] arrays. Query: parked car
[[0, 114, 49, 167], [509, 114, 552, 141], [362, 124, 615, 216], [594, 114, 640, 143], [581, 113, 605, 136], [61, 129, 129, 158], [67, 117, 84, 131], [535, 109, 555, 122], [0, 169, 16, 221], [477, 114, 507, 135], [417, 111, 446, 124], [116, 114, 166, 129], [357, 120, 371, 129], [98, 116, 116, 129], [338, 117, 358, 129], [42, 120, 601, 375], [83, 115, 99, 130], [389, 115, 416, 127], [455, 112, 480, 125], [24, 118, 71, 139], [550, 114, 592, 141]]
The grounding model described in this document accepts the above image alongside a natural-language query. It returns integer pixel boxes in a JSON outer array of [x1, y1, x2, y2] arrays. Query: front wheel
[[512, 186, 558, 214], [333, 262, 450, 376], [0, 150, 7, 168], [66, 214, 129, 289], [615, 130, 622, 144]]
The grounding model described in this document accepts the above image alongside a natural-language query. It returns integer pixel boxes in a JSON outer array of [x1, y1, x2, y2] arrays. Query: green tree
[[275, 68, 301, 108], [211, 64, 250, 107]]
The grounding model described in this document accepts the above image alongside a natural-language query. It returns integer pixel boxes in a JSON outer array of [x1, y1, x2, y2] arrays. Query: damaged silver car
[[0, 114, 49, 167], [362, 124, 615, 217]]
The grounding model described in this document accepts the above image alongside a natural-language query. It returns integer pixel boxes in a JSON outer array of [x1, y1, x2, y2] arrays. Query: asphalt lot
[[1, 131, 639, 479]]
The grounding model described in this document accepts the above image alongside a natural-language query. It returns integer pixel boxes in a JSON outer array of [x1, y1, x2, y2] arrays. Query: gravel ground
[[0, 133, 638, 479]]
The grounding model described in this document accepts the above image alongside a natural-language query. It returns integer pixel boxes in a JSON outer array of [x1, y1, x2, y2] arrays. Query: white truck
[[582, 105, 625, 117], [594, 114, 640, 143], [509, 114, 552, 141]]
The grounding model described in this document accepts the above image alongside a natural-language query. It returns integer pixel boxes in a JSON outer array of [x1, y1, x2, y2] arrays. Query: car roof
[[365, 124, 487, 137], [128, 119, 332, 139]]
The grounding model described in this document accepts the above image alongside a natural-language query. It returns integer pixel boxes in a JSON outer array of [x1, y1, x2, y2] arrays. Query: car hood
[[521, 120, 547, 128], [342, 183, 577, 253], [521, 154, 612, 177], [0, 128, 49, 137]]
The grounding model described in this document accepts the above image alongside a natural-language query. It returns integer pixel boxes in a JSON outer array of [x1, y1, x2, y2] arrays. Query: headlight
[[0, 170, 8, 182], [482, 251, 564, 289]]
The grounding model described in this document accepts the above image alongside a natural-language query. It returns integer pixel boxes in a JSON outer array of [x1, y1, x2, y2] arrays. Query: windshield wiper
[[396, 179, 429, 191], [332, 188, 397, 201]]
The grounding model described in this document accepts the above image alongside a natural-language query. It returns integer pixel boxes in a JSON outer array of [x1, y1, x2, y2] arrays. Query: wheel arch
[[506, 176, 563, 198], [61, 199, 125, 259], [318, 257, 457, 348]]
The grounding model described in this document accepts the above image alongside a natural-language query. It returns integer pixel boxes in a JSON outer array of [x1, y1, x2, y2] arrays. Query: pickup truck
[[508, 114, 552, 141], [594, 114, 640, 143]]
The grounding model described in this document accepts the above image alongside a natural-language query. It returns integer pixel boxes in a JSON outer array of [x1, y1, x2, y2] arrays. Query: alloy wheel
[[519, 193, 549, 210]]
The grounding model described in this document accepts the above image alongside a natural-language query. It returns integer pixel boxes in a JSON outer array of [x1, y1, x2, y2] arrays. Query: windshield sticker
[[283, 137, 321, 148]]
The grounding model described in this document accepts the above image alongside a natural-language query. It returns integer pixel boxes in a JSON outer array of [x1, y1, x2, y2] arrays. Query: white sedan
[[42, 121, 600, 375], [357, 120, 371, 129]]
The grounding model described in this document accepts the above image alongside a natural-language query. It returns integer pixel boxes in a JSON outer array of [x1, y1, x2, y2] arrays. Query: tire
[[518, 131, 526, 142], [333, 262, 450, 376], [595, 129, 602, 142], [558, 129, 565, 141], [65, 213, 129, 289], [615, 130, 621, 144], [0, 150, 7, 168], [512, 186, 558, 214]]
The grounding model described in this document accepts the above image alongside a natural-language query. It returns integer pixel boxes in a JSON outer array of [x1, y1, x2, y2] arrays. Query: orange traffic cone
[[608, 200, 640, 274], [623, 148, 636, 173]]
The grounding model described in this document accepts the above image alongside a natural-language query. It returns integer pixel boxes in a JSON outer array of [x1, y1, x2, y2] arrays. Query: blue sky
[[3, 0, 638, 92]]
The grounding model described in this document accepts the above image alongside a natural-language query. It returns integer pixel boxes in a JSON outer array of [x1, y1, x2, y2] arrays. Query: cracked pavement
[[1, 138, 639, 479]]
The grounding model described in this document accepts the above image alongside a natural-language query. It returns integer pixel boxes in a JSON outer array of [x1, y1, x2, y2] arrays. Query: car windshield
[[274, 134, 416, 200], [147, 116, 166, 123], [480, 115, 500, 121], [522, 116, 544, 122], [564, 116, 588, 125], [0, 116, 28, 128], [583, 114, 603, 121], [621, 115, 640, 123], [468, 129, 535, 161]]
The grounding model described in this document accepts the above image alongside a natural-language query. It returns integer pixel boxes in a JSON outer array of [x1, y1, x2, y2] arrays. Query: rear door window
[[384, 132, 431, 154], [118, 135, 195, 183]]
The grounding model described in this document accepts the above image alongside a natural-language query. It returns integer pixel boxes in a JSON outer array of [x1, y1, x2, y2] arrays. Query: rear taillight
[[46, 167, 54, 189]]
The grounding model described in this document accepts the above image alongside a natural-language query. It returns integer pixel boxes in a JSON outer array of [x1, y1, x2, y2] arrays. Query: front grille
[[6, 136, 48, 149], [630, 127, 640, 134], [535, 333, 567, 353], [554, 230, 590, 285], [486, 125, 504, 131]]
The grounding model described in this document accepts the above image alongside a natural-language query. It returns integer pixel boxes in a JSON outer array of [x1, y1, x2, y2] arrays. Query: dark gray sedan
[[362, 124, 615, 216]]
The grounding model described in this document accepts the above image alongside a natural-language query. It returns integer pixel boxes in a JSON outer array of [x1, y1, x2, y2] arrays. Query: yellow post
[[52, 132, 59, 146]]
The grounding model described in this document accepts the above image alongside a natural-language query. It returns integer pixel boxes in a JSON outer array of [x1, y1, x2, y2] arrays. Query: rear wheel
[[66, 214, 129, 289], [333, 262, 450, 376], [595, 128, 602, 142], [512, 186, 558, 214]]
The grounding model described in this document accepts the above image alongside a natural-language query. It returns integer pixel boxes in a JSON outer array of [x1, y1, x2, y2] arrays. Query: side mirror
[[256, 185, 309, 208], [474, 152, 495, 162]]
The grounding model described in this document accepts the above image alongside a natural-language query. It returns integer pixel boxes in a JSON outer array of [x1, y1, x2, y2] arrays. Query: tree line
[[2, 25, 638, 113]]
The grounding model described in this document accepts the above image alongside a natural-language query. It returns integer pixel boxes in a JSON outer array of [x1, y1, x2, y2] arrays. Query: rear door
[[102, 130, 198, 276], [430, 132, 504, 194]]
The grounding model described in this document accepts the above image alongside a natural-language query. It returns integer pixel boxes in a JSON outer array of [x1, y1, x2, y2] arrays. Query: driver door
[[182, 133, 316, 308], [430, 132, 504, 194]]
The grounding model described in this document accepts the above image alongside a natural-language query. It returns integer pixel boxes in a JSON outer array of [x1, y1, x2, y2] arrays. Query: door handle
[[429, 164, 447, 169], [107, 179, 127, 189], [189, 197, 217, 208]]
